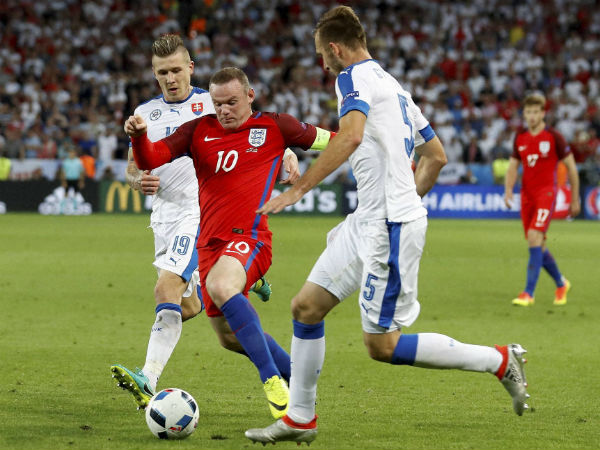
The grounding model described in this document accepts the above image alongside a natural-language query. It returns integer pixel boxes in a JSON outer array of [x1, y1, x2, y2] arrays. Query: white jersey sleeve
[[133, 87, 215, 223], [335, 60, 434, 222]]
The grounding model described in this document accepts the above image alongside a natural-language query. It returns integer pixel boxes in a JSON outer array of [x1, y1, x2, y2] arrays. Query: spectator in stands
[[0, 0, 597, 186]]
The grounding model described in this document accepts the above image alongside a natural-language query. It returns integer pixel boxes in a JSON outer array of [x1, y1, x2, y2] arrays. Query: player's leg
[[540, 246, 570, 305], [111, 222, 200, 408], [512, 196, 537, 305], [246, 218, 360, 444], [205, 247, 288, 419], [245, 281, 337, 445], [180, 270, 204, 321], [208, 314, 291, 382], [360, 216, 529, 415]]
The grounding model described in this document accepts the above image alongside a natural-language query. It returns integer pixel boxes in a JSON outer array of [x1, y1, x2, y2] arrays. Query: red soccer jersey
[[512, 126, 570, 195], [133, 111, 317, 247]]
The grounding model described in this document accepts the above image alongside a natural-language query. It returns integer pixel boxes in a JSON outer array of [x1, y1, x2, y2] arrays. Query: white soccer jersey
[[133, 87, 215, 223], [335, 59, 435, 222]]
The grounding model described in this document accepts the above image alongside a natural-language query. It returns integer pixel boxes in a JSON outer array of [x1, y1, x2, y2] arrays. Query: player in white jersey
[[246, 6, 530, 445], [111, 35, 299, 410]]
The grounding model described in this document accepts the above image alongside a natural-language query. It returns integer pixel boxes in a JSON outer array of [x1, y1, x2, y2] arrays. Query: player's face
[[210, 79, 255, 130], [315, 34, 346, 75], [152, 50, 194, 103], [523, 105, 545, 131]]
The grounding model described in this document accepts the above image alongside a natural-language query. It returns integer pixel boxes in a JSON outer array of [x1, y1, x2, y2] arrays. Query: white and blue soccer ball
[[145, 388, 199, 439]]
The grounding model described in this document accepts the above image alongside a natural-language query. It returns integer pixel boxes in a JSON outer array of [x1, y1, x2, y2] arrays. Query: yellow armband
[[310, 127, 334, 151]]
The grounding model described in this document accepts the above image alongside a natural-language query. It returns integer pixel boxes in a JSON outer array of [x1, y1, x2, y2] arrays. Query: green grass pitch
[[0, 213, 598, 449]]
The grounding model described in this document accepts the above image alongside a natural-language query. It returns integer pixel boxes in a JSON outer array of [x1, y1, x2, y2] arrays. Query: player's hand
[[570, 196, 581, 217], [504, 191, 513, 209], [280, 151, 300, 185], [140, 170, 160, 195], [124, 115, 147, 138], [257, 188, 303, 215]]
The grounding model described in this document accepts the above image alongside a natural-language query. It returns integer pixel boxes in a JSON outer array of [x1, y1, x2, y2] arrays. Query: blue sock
[[525, 246, 543, 296], [542, 249, 564, 287], [264, 333, 291, 383], [220, 293, 279, 382], [391, 334, 419, 365]]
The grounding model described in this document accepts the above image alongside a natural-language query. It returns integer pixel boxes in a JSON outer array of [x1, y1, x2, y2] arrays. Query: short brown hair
[[314, 6, 367, 50], [209, 67, 251, 92], [523, 93, 546, 109], [152, 34, 190, 61]]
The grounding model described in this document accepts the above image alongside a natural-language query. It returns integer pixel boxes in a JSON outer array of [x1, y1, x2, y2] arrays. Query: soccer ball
[[145, 388, 199, 439]]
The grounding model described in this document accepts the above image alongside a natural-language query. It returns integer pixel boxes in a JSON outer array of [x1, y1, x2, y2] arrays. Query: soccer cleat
[[110, 364, 155, 409], [246, 416, 317, 445], [553, 278, 571, 306], [252, 277, 272, 302], [263, 375, 289, 419], [495, 344, 529, 415], [511, 292, 534, 307]]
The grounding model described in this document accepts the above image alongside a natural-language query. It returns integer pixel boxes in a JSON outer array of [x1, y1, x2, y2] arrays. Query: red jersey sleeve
[[162, 117, 203, 157], [267, 112, 318, 150], [548, 127, 570, 160], [131, 135, 171, 170], [131, 118, 203, 170]]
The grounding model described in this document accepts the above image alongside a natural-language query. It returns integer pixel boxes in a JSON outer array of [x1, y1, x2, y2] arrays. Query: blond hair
[[314, 6, 367, 50], [152, 34, 190, 61], [523, 93, 546, 109]]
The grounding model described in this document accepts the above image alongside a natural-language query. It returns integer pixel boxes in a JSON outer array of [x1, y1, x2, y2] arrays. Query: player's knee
[[205, 278, 235, 306], [291, 295, 323, 323]]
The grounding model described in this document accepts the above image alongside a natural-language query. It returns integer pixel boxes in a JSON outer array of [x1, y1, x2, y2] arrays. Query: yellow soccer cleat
[[511, 292, 534, 307], [263, 375, 289, 419], [554, 278, 571, 306], [111, 364, 154, 409]]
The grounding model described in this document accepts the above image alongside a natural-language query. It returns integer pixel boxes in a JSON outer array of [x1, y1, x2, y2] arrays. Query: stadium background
[[0, 0, 599, 218]]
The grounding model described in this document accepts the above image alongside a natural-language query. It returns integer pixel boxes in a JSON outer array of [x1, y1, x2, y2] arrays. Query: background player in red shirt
[[504, 93, 580, 306], [125, 67, 334, 419]]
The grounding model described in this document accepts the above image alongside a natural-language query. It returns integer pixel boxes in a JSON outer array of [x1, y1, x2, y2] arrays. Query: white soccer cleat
[[496, 343, 530, 415], [245, 417, 317, 446]]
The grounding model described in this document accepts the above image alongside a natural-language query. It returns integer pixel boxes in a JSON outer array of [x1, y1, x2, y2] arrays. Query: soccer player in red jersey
[[125, 67, 334, 418], [504, 93, 580, 306]]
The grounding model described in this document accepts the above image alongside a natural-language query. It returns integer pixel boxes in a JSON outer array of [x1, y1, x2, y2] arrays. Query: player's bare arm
[[414, 136, 447, 197], [562, 152, 581, 216], [257, 111, 364, 214], [125, 147, 144, 191], [504, 157, 521, 208], [280, 149, 300, 185]]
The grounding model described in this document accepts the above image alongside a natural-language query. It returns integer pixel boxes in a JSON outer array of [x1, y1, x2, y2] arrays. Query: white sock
[[287, 331, 325, 424], [414, 333, 502, 373], [142, 306, 182, 390]]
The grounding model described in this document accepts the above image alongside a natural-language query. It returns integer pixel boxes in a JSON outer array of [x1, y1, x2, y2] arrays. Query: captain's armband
[[310, 127, 336, 151]]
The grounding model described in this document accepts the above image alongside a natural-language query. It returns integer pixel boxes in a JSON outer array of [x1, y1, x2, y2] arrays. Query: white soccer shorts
[[151, 217, 200, 298], [307, 214, 427, 334]]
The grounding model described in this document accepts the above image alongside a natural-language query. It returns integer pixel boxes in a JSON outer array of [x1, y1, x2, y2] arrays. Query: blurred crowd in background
[[0, 0, 599, 186]]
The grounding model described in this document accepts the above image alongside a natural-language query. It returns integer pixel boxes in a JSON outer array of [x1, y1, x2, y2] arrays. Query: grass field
[[0, 213, 598, 450]]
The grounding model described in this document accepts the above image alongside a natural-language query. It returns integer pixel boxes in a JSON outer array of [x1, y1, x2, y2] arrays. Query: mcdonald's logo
[[104, 181, 142, 213]]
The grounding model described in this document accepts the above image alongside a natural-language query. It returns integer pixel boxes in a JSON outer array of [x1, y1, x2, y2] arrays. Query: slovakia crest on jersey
[[191, 102, 204, 115], [539, 141, 550, 156], [249, 128, 267, 147]]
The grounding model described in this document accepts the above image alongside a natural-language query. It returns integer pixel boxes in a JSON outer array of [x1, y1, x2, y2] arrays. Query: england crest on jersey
[[249, 128, 267, 147], [539, 141, 550, 156]]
